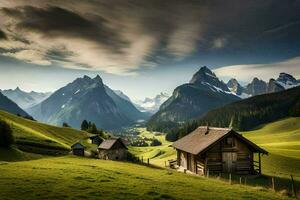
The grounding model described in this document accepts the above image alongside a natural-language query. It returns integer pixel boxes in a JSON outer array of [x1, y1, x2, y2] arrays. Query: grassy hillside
[[0, 156, 291, 200], [0, 110, 91, 156], [0, 147, 43, 162], [133, 118, 300, 183], [129, 128, 176, 166], [243, 117, 300, 179]]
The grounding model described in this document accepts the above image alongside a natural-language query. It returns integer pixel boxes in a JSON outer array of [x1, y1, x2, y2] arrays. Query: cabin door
[[222, 152, 237, 173], [187, 153, 191, 171]]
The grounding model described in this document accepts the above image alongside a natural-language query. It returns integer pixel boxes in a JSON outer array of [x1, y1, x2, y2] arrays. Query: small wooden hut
[[89, 135, 104, 146], [98, 138, 127, 160], [172, 126, 268, 175], [71, 142, 86, 156]]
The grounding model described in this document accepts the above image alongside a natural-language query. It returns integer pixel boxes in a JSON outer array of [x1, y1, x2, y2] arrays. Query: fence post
[[291, 175, 297, 198], [207, 169, 209, 178], [229, 173, 232, 184], [218, 173, 221, 180], [239, 177, 242, 185], [244, 177, 247, 185], [271, 177, 275, 191]]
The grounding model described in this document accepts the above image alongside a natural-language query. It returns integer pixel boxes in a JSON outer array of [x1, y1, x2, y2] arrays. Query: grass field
[[243, 117, 300, 180], [129, 128, 176, 166], [0, 156, 292, 200], [0, 111, 299, 199], [0, 110, 91, 157], [130, 119, 300, 180], [128, 119, 300, 194]]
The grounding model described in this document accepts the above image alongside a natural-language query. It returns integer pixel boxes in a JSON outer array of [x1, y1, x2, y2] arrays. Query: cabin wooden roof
[[71, 142, 85, 149], [172, 126, 268, 155], [98, 138, 127, 150], [89, 135, 104, 140]]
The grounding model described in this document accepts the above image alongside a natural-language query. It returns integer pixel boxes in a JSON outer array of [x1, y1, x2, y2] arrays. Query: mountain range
[[27, 75, 147, 130], [147, 66, 300, 132], [0, 87, 51, 109], [227, 72, 300, 97], [134, 92, 170, 113], [147, 66, 241, 131], [0, 91, 29, 117]]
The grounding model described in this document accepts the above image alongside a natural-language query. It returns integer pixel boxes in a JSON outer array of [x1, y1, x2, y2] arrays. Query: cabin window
[[226, 137, 235, 146]]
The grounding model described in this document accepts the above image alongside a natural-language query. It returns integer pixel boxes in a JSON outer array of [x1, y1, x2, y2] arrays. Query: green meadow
[[0, 110, 91, 158], [0, 156, 291, 200], [128, 128, 176, 166], [243, 117, 300, 180], [0, 111, 299, 199]]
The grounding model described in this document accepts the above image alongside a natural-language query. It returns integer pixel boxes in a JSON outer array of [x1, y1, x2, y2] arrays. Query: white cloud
[[0, 1, 205, 75], [3, 49, 51, 65], [214, 56, 300, 82], [166, 23, 202, 57]]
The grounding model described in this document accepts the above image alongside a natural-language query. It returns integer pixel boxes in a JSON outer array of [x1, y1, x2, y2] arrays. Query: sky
[[0, 0, 300, 100]]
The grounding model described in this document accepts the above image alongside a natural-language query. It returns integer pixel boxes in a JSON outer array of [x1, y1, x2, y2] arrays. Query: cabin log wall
[[176, 132, 256, 175]]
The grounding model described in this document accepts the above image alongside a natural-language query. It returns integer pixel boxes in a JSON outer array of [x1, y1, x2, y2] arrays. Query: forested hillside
[[166, 86, 300, 141]]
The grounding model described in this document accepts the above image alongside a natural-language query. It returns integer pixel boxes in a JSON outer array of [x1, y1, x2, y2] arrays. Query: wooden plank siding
[[176, 132, 257, 175], [202, 134, 254, 175]]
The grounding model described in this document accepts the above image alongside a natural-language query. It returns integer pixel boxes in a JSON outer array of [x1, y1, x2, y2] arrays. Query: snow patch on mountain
[[134, 92, 170, 113]]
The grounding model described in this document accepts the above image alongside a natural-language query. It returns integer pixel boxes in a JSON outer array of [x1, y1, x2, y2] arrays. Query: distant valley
[[0, 66, 299, 132]]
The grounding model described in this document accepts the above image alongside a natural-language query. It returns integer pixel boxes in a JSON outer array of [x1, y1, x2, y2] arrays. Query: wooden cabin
[[71, 142, 86, 156], [172, 127, 268, 175], [98, 138, 127, 160], [89, 135, 104, 146]]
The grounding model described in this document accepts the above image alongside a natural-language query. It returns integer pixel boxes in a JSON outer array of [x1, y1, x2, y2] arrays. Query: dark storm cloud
[[1, 6, 128, 52], [0, 0, 300, 74]]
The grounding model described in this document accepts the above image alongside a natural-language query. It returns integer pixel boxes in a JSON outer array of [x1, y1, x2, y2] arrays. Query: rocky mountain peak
[[190, 66, 229, 92], [227, 78, 243, 95], [245, 78, 267, 96], [277, 72, 297, 84], [190, 66, 216, 84], [94, 75, 103, 82], [267, 78, 285, 93], [227, 78, 239, 87], [83, 75, 91, 80]]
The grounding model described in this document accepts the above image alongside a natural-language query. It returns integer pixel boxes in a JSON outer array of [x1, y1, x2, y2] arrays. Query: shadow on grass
[[209, 173, 300, 198]]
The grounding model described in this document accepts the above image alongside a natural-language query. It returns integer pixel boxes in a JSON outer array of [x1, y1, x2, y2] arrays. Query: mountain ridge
[[0, 91, 29, 117], [147, 66, 241, 132], [28, 75, 146, 130], [1, 87, 51, 109]]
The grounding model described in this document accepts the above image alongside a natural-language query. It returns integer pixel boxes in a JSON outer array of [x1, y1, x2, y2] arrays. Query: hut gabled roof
[[172, 126, 268, 155], [71, 142, 85, 149], [89, 135, 104, 141], [98, 138, 127, 150]]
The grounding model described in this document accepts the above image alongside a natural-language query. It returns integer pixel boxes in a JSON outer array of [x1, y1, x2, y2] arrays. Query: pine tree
[[81, 120, 89, 131]]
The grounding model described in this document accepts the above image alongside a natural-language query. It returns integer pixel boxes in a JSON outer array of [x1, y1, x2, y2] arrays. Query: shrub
[[0, 119, 14, 147], [62, 122, 71, 127], [150, 138, 162, 146]]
